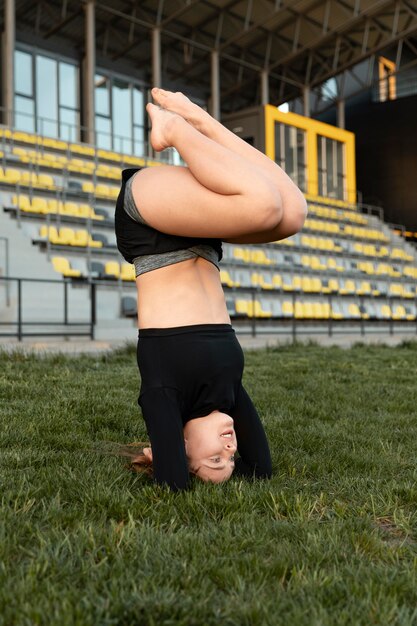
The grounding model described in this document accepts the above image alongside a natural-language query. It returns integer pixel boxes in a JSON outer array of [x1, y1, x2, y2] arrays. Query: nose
[[224, 440, 237, 452]]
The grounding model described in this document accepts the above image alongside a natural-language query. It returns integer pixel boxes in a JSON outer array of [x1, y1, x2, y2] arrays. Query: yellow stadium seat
[[303, 302, 314, 318], [258, 272, 274, 289], [77, 204, 94, 219], [95, 184, 110, 197], [29, 197, 48, 214], [12, 131, 37, 144], [3, 168, 22, 184], [357, 281, 371, 295], [120, 263, 136, 281], [282, 301, 294, 317], [348, 303, 361, 319], [392, 305, 406, 320], [70, 143, 96, 157], [51, 256, 81, 278], [272, 274, 282, 289], [37, 173, 55, 189], [40, 225, 60, 244], [380, 304, 392, 319], [105, 261, 121, 278], [340, 280, 356, 294], [235, 299, 249, 316], [12, 194, 30, 210], [220, 270, 234, 287], [59, 228, 76, 246], [389, 283, 404, 297], [72, 230, 89, 247], [42, 137, 68, 150], [63, 202, 79, 217], [294, 301, 304, 319], [82, 181, 95, 194]]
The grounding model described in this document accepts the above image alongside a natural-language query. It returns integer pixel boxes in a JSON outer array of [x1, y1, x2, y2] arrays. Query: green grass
[[1, 341, 417, 626]]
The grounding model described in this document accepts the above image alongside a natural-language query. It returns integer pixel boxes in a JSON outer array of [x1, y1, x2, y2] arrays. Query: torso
[[136, 256, 231, 329]]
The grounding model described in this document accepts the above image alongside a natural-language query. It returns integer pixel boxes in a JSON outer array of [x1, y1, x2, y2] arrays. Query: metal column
[[210, 50, 220, 121], [260, 70, 269, 106], [152, 27, 161, 88], [2, 0, 15, 127], [303, 86, 310, 117], [83, 0, 96, 145], [337, 99, 345, 129]]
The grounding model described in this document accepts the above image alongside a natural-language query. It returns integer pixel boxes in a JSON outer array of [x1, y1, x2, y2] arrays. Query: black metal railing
[[1, 277, 416, 342]]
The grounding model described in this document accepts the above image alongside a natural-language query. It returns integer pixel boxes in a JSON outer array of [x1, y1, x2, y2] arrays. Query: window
[[379, 57, 396, 102], [274, 122, 307, 192], [95, 73, 147, 156], [317, 135, 346, 200], [14, 48, 79, 141]]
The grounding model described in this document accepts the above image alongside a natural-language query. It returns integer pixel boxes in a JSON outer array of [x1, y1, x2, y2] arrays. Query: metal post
[[17, 278, 22, 341], [90, 282, 96, 340], [2, 0, 15, 127], [303, 86, 310, 117], [337, 99, 345, 129], [292, 291, 296, 343], [152, 27, 161, 88], [251, 288, 256, 338], [0, 237, 10, 306], [328, 293, 333, 337], [83, 0, 95, 144], [210, 50, 220, 121], [64, 280, 68, 325], [260, 70, 269, 106]]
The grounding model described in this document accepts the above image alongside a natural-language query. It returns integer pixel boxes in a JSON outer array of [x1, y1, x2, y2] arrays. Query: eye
[[230, 456, 235, 462], [210, 457, 221, 463]]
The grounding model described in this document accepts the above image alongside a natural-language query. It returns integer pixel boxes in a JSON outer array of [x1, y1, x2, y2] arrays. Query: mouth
[[220, 429, 234, 438]]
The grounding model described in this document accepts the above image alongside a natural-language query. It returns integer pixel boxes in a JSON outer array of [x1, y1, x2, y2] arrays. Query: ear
[[143, 447, 153, 463]]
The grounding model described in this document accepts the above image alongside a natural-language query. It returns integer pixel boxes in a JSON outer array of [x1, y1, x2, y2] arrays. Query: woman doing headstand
[[115, 88, 307, 491]]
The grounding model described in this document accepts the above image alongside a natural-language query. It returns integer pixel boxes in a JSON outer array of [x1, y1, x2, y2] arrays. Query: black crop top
[[115, 168, 223, 264]]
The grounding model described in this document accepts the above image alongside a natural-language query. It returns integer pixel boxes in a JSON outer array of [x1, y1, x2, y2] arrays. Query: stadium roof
[[10, 0, 417, 112]]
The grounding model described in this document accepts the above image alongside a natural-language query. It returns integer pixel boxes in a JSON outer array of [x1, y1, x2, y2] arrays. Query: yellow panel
[[264, 104, 356, 203]]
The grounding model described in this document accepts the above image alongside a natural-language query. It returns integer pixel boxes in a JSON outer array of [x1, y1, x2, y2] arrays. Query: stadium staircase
[[1, 126, 416, 340]]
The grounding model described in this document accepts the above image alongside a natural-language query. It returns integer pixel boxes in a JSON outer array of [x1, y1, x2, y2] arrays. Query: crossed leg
[[131, 91, 306, 241], [151, 88, 308, 244]]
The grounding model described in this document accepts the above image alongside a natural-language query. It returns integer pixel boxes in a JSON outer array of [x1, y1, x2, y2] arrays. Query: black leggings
[[137, 323, 272, 490]]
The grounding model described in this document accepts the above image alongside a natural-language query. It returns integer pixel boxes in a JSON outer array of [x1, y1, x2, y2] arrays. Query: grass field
[[1, 340, 417, 626]]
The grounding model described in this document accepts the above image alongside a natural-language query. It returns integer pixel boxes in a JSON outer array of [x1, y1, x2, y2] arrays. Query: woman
[[115, 88, 307, 491]]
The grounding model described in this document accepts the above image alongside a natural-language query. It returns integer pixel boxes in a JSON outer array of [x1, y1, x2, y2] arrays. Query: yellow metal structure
[[264, 105, 356, 205]]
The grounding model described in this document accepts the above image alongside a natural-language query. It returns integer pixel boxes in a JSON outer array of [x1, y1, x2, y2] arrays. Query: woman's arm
[[230, 384, 272, 479], [139, 387, 190, 491]]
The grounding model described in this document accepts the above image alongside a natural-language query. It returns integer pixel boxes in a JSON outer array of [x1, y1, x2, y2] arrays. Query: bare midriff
[[135, 256, 231, 329]]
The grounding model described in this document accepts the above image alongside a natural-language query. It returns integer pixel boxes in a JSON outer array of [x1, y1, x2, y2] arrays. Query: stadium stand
[[2, 130, 416, 337]]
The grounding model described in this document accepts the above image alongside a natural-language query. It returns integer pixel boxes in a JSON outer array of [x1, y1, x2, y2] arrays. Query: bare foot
[[151, 87, 210, 133], [146, 102, 182, 152]]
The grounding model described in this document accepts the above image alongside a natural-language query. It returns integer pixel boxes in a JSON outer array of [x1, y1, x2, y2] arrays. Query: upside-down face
[[183, 410, 237, 483]]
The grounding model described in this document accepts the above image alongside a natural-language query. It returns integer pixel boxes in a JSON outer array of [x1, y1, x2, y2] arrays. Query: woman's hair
[[113, 442, 154, 476]]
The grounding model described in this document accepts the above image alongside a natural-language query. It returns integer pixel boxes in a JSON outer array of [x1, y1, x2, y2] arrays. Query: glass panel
[[326, 139, 336, 196], [133, 125, 145, 156], [15, 50, 33, 96], [36, 55, 58, 137], [95, 115, 112, 150], [14, 96, 35, 132], [112, 79, 132, 153], [59, 62, 77, 109], [133, 87, 144, 126], [317, 135, 324, 196], [95, 74, 109, 116], [60, 107, 78, 141]]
